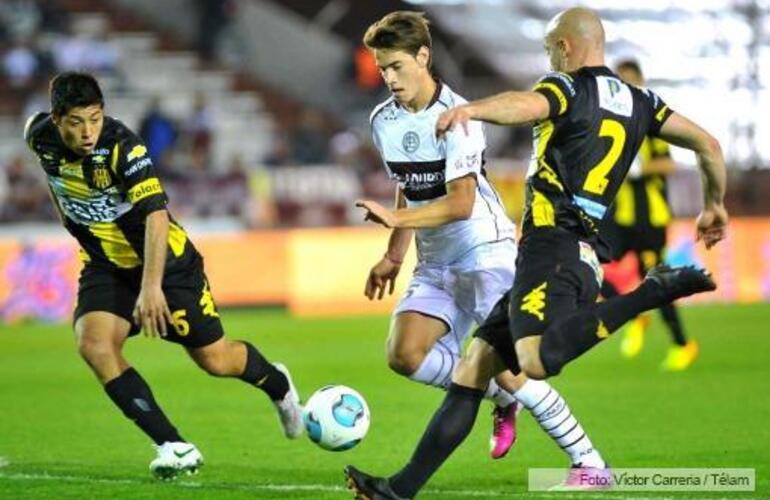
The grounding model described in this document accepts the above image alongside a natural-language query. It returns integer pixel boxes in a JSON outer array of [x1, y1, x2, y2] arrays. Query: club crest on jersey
[[402, 131, 420, 153], [92, 165, 111, 189]]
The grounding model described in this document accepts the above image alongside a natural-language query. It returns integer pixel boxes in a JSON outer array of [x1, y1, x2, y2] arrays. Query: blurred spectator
[[352, 44, 381, 93], [195, 0, 234, 62], [290, 109, 330, 164], [51, 24, 119, 74], [139, 98, 178, 171], [2, 37, 41, 88], [263, 129, 293, 167], [183, 92, 214, 163], [0, 154, 51, 222], [0, 0, 42, 42]]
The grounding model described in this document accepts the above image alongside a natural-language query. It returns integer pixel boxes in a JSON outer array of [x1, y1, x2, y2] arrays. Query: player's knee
[[76, 332, 115, 365], [516, 341, 547, 380], [387, 345, 425, 376]]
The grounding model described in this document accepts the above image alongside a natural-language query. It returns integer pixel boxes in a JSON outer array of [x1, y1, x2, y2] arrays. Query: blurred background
[[1, 0, 770, 323]]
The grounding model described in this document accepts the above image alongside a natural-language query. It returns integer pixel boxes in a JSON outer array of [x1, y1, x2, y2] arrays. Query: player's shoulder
[[535, 71, 579, 97], [101, 115, 141, 145], [369, 96, 399, 129], [23, 112, 54, 146]]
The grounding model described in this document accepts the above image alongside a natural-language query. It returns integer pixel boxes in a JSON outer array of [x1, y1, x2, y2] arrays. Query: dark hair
[[49, 72, 104, 117], [615, 59, 643, 78], [363, 11, 432, 65]]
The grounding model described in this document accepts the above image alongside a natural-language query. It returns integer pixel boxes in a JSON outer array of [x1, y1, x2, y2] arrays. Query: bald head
[[544, 7, 606, 73]]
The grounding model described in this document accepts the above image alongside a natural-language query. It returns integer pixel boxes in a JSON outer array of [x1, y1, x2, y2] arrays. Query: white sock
[[485, 379, 517, 407], [515, 379, 605, 467], [408, 339, 457, 389]]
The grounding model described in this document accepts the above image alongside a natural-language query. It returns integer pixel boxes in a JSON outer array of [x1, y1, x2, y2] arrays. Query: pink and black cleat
[[551, 464, 613, 491], [489, 401, 520, 459]]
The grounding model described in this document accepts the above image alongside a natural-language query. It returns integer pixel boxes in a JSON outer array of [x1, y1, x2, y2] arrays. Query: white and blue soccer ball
[[303, 385, 370, 451]]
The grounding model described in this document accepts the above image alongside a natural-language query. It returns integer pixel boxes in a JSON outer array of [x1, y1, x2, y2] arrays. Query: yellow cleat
[[620, 315, 649, 358], [661, 340, 699, 371]]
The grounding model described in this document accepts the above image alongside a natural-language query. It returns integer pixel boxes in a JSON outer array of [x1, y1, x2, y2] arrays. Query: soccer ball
[[303, 385, 370, 451]]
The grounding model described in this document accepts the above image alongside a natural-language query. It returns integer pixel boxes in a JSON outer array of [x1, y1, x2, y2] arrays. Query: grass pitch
[[0, 303, 768, 499]]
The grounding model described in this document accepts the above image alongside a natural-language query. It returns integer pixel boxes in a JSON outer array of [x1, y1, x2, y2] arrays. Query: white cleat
[[272, 363, 304, 439], [149, 441, 203, 480]]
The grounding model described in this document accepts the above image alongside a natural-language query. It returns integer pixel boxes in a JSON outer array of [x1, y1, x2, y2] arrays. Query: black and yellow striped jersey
[[24, 112, 198, 271], [525, 66, 674, 259], [611, 136, 672, 228]]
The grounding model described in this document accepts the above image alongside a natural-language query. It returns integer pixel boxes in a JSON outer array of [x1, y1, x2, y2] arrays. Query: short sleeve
[[642, 88, 674, 136], [532, 72, 577, 118], [113, 131, 168, 216], [444, 119, 485, 184]]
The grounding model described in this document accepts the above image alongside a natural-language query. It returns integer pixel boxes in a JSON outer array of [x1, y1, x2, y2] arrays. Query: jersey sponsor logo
[[126, 144, 148, 162], [124, 157, 152, 177], [92, 165, 112, 189], [57, 192, 130, 224], [520, 281, 547, 321], [128, 177, 163, 203], [402, 131, 420, 153], [93, 148, 110, 156], [387, 160, 446, 201], [597, 76, 633, 117]]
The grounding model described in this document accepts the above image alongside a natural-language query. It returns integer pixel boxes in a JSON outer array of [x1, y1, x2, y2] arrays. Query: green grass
[[0, 303, 768, 499]]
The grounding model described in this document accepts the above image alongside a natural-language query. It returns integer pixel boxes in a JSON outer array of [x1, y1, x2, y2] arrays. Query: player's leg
[[163, 269, 303, 439], [74, 269, 198, 479], [185, 338, 302, 438], [536, 268, 712, 377], [346, 336, 508, 500], [640, 243, 698, 371]]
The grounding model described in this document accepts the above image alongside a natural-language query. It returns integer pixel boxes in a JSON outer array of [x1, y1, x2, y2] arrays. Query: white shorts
[[393, 239, 517, 355]]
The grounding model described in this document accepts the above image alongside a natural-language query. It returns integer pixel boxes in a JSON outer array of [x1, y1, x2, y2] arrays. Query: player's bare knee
[[516, 340, 547, 380], [387, 346, 425, 376], [76, 331, 115, 366]]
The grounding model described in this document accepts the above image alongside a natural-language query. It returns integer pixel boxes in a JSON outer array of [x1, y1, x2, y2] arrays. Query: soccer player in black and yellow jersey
[[601, 60, 698, 371], [345, 7, 727, 498], [24, 72, 304, 480]]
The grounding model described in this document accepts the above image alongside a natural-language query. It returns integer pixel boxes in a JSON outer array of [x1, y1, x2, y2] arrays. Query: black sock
[[239, 341, 289, 401], [659, 303, 687, 346], [104, 368, 183, 445], [600, 279, 619, 299], [389, 384, 484, 498], [539, 281, 667, 376]]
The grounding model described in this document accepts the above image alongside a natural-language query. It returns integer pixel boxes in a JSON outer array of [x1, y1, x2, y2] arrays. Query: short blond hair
[[363, 11, 432, 64]]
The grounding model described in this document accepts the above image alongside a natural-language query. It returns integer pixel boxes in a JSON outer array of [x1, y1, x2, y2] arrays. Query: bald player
[[345, 7, 727, 498]]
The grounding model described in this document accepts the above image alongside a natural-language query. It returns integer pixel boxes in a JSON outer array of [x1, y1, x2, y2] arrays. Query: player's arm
[[363, 189, 414, 300], [436, 92, 550, 136], [117, 136, 174, 335], [385, 188, 414, 261], [658, 112, 727, 248], [356, 176, 476, 229]]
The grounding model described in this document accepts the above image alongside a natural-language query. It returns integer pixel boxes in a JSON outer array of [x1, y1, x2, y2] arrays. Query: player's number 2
[[583, 118, 626, 195]]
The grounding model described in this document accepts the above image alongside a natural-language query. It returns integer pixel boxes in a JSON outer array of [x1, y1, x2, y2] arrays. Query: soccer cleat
[[661, 340, 699, 371], [272, 363, 304, 439], [344, 465, 410, 500], [149, 441, 203, 480], [644, 265, 716, 304], [490, 401, 519, 459], [550, 463, 612, 491], [620, 315, 649, 358]]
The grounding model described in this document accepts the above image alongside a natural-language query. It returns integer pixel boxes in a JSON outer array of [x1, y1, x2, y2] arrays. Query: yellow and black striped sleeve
[[113, 132, 168, 217], [643, 88, 674, 136], [532, 72, 577, 119]]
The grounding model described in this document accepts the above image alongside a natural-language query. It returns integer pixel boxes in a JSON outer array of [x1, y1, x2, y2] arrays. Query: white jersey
[[370, 82, 515, 265]]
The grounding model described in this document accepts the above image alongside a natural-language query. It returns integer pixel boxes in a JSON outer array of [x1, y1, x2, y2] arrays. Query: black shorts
[[602, 219, 667, 273], [474, 228, 601, 373], [74, 257, 224, 348]]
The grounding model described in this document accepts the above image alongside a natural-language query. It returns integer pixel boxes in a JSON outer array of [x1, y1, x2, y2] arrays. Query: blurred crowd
[[0, 0, 392, 228]]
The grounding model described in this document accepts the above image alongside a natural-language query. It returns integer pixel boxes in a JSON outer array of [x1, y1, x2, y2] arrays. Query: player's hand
[[133, 285, 173, 338], [365, 257, 401, 300], [695, 202, 728, 249], [356, 199, 398, 228], [436, 105, 472, 138]]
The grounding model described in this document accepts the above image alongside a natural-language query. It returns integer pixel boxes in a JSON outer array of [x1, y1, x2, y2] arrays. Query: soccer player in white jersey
[[356, 11, 606, 466]]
